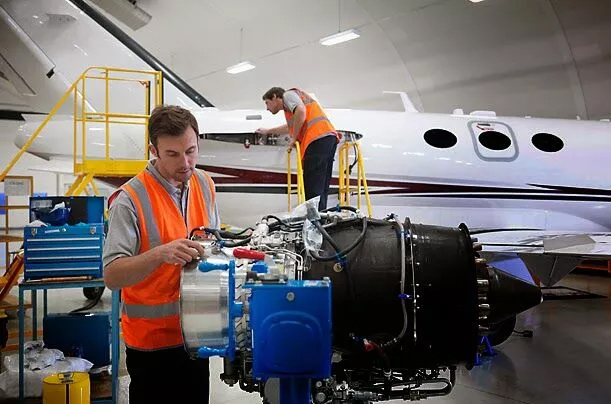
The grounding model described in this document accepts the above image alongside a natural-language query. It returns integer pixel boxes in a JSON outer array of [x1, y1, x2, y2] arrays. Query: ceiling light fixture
[[320, 29, 360, 46], [226, 27, 255, 74], [320, 0, 360, 46], [469, 0, 486, 3], [226, 61, 256, 74]]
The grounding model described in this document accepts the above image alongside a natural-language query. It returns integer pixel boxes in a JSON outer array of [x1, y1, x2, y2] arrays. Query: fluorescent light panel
[[319, 28, 360, 46], [226, 61, 255, 74]]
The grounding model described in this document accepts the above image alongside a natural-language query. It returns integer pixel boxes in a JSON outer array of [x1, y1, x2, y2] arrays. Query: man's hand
[[255, 128, 270, 136], [287, 138, 296, 153], [156, 239, 206, 266]]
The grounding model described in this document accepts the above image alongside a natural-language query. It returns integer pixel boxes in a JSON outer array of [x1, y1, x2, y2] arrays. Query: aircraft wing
[[476, 230, 611, 286], [26, 159, 73, 174]]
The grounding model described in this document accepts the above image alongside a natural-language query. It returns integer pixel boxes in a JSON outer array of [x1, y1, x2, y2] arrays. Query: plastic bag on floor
[[0, 352, 93, 398], [20, 340, 65, 370]]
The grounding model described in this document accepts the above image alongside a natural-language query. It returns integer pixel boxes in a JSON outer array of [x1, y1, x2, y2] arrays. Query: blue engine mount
[[194, 257, 332, 404]]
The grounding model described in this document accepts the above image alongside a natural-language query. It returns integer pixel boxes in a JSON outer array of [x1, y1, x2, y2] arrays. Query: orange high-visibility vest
[[119, 168, 217, 351], [284, 88, 340, 160]]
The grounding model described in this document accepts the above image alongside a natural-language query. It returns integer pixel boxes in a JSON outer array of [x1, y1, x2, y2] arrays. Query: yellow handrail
[[0, 81, 78, 182], [295, 142, 305, 205], [287, 137, 371, 216], [74, 66, 162, 174], [287, 141, 306, 211], [1, 66, 163, 185], [338, 137, 372, 217]]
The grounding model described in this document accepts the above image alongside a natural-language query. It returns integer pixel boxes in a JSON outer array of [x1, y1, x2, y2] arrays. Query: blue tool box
[[23, 196, 105, 279]]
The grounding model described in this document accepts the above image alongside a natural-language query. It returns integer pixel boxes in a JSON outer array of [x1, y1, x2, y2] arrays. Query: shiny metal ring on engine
[[179, 244, 245, 357]]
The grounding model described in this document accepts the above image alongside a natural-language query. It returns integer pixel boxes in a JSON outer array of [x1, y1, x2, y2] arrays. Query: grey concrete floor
[[2, 271, 610, 403]]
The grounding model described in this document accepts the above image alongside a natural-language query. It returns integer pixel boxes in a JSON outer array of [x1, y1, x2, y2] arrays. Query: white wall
[[0, 138, 59, 227]]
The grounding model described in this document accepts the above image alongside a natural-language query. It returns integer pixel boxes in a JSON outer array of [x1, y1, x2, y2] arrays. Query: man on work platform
[[257, 87, 340, 211], [103, 105, 219, 404]]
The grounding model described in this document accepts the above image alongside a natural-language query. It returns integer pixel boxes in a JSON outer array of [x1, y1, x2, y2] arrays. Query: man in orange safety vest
[[103, 105, 219, 404], [257, 87, 340, 211]]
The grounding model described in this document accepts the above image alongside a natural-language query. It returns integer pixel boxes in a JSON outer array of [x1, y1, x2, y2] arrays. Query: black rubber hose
[[206, 229, 252, 247], [268, 220, 303, 233], [234, 227, 254, 236], [308, 217, 368, 262], [190, 227, 253, 239], [321, 205, 359, 213], [221, 237, 252, 247], [262, 215, 284, 223], [216, 229, 252, 240]]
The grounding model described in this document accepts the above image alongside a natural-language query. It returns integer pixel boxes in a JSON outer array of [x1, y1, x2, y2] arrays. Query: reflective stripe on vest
[[284, 88, 339, 160], [305, 115, 332, 131], [119, 168, 216, 350], [122, 301, 180, 318], [122, 176, 162, 249]]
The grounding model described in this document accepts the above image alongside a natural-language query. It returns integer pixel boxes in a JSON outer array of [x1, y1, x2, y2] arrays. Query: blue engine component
[[246, 279, 332, 403], [246, 280, 332, 378], [194, 258, 332, 404]]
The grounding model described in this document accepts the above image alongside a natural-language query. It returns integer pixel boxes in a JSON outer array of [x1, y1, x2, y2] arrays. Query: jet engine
[[180, 204, 541, 403]]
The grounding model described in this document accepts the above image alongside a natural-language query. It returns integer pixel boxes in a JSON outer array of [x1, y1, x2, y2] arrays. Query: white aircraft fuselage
[[15, 107, 611, 230]]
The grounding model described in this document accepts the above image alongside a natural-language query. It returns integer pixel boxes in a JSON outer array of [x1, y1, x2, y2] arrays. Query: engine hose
[[267, 221, 304, 233], [221, 237, 252, 247], [190, 226, 254, 239], [321, 205, 359, 213], [204, 228, 252, 240], [308, 217, 368, 262], [191, 228, 253, 247], [381, 217, 409, 349], [314, 220, 342, 253], [217, 230, 252, 239], [262, 215, 284, 223]]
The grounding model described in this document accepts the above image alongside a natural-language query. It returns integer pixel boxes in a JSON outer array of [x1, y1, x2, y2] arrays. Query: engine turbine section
[[179, 208, 542, 403]]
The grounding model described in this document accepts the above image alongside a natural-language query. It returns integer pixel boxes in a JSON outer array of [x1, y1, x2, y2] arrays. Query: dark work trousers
[[302, 135, 338, 211], [125, 346, 210, 404]]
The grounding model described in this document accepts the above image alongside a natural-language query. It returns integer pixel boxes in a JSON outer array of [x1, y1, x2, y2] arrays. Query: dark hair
[[262, 87, 285, 101], [148, 105, 199, 147]]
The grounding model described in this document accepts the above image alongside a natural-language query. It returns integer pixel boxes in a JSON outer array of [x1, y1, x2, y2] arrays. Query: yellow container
[[42, 372, 90, 404]]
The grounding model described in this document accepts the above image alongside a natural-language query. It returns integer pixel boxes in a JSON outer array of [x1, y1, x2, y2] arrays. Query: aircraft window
[[423, 129, 457, 148], [478, 131, 511, 151], [532, 132, 564, 152]]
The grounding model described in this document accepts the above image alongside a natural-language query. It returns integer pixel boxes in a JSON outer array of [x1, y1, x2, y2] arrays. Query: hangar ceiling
[[99, 0, 611, 120]]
